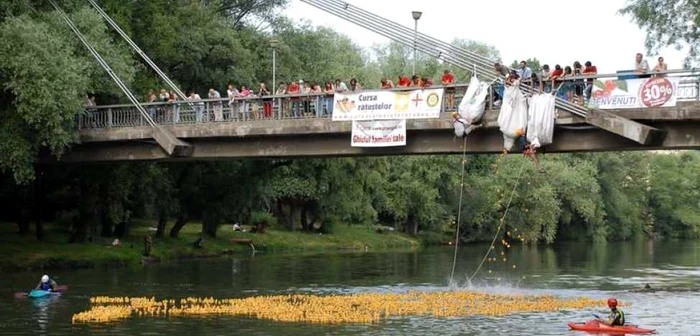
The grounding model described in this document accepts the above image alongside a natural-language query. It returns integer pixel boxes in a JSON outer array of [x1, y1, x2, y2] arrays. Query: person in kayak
[[35, 275, 57, 291], [598, 298, 625, 326]]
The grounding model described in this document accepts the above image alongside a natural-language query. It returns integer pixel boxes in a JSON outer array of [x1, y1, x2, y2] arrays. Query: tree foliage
[[1, 0, 699, 245], [0, 6, 136, 183], [620, 0, 699, 66]]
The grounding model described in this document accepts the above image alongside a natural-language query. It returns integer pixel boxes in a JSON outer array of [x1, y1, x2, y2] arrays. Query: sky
[[285, 0, 687, 74]]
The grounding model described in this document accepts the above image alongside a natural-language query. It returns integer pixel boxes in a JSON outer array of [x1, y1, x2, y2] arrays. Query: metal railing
[[78, 73, 700, 130], [78, 83, 469, 129]]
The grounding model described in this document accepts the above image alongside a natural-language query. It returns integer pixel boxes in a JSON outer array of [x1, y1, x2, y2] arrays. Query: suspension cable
[[48, 0, 156, 127], [85, 0, 192, 106]]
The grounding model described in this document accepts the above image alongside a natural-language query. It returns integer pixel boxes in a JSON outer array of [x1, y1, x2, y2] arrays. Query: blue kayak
[[28, 290, 60, 298]]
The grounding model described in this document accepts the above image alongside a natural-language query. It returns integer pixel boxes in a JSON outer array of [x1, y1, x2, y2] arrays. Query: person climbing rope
[[508, 128, 543, 173], [452, 112, 482, 137]]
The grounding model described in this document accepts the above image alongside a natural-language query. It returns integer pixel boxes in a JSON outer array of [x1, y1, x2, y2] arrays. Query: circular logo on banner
[[639, 77, 674, 107], [426, 93, 440, 107]]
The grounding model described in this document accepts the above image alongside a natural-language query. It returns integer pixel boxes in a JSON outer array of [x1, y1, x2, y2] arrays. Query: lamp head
[[269, 39, 278, 48], [412, 11, 422, 20]]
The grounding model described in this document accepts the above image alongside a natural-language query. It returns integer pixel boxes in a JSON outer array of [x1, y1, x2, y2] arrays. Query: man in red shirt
[[397, 75, 411, 87], [441, 69, 456, 109], [582, 61, 598, 101], [549, 64, 564, 92], [287, 81, 301, 118]]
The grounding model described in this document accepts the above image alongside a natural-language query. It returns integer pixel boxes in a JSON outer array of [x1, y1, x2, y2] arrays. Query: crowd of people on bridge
[[492, 53, 669, 106], [87, 52, 670, 123], [134, 71, 455, 121]]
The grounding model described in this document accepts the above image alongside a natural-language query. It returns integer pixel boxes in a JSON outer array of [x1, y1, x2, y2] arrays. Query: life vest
[[40, 282, 52, 291], [610, 309, 625, 326]]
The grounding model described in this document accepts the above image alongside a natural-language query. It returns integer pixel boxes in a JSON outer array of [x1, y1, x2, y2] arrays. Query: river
[[1, 240, 699, 335]]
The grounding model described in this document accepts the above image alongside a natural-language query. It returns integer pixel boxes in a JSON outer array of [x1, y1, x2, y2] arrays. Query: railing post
[[107, 108, 113, 128], [277, 98, 282, 120]]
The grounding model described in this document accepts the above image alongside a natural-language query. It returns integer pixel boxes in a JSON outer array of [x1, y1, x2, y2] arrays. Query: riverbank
[[0, 222, 430, 271]]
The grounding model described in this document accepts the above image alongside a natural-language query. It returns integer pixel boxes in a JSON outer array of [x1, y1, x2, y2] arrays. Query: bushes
[[250, 211, 277, 234]]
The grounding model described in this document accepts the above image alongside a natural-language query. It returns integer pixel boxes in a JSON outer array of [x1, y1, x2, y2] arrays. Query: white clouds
[[286, 0, 686, 73]]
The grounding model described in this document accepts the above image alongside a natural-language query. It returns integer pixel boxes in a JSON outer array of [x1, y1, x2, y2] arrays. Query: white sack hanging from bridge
[[457, 75, 491, 124], [497, 82, 528, 150], [526, 94, 556, 148]]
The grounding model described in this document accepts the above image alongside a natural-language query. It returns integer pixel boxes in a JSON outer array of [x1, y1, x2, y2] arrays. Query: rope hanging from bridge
[[449, 136, 468, 282], [467, 164, 526, 284], [448, 142, 527, 285]]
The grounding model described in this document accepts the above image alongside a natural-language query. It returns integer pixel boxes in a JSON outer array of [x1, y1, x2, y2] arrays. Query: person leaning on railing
[[573, 62, 585, 104], [258, 82, 272, 120], [653, 57, 668, 77], [276, 82, 290, 118], [322, 81, 335, 116], [540, 65, 552, 93], [582, 61, 598, 100], [381, 77, 395, 89], [397, 75, 411, 88], [441, 70, 455, 109], [493, 62, 510, 106]]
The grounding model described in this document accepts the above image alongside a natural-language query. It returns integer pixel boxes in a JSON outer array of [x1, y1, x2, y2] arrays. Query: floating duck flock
[[72, 292, 607, 324]]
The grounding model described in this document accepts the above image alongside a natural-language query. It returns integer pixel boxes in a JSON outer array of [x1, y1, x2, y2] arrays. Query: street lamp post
[[270, 39, 278, 119], [270, 39, 278, 90], [412, 11, 422, 76]]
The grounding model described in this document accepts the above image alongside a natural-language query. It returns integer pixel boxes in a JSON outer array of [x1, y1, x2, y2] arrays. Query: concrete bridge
[[58, 81, 700, 163]]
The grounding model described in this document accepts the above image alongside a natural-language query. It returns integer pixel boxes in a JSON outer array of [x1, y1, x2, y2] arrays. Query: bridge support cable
[[48, 0, 192, 157], [85, 0, 190, 104], [301, 0, 666, 145], [302, 0, 586, 117]]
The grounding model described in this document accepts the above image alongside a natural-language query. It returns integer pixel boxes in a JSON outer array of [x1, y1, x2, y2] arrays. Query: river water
[[1, 240, 699, 335]]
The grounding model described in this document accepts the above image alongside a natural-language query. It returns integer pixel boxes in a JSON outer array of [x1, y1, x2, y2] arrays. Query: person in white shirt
[[334, 79, 348, 92], [188, 91, 204, 122], [635, 53, 650, 75], [517, 61, 533, 84], [209, 88, 223, 121]]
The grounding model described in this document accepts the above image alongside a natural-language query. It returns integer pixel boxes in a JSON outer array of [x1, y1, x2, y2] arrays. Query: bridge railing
[[78, 71, 700, 130], [78, 84, 470, 129]]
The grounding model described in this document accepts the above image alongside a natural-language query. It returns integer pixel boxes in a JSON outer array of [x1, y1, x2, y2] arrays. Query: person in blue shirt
[[35, 275, 57, 291]]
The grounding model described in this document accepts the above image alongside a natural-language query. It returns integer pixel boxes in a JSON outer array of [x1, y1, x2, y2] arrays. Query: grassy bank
[[0, 222, 422, 271]]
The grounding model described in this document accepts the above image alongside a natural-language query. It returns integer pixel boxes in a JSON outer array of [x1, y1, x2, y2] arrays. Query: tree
[[273, 19, 372, 87], [370, 38, 501, 84], [449, 38, 502, 80], [202, 0, 289, 29], [510, 58, 542, 73], [0, 6, 137, 183], [620, 0, 698, 66]]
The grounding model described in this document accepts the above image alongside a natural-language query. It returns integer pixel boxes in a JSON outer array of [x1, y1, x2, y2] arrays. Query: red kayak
[[568, 321, 655, 334]]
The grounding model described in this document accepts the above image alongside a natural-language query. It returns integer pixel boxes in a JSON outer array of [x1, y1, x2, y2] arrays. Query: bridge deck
[[58, 102, 700, 162]]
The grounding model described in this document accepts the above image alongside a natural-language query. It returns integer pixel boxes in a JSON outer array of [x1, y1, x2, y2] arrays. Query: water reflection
[[31, 296, 61, 335]]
